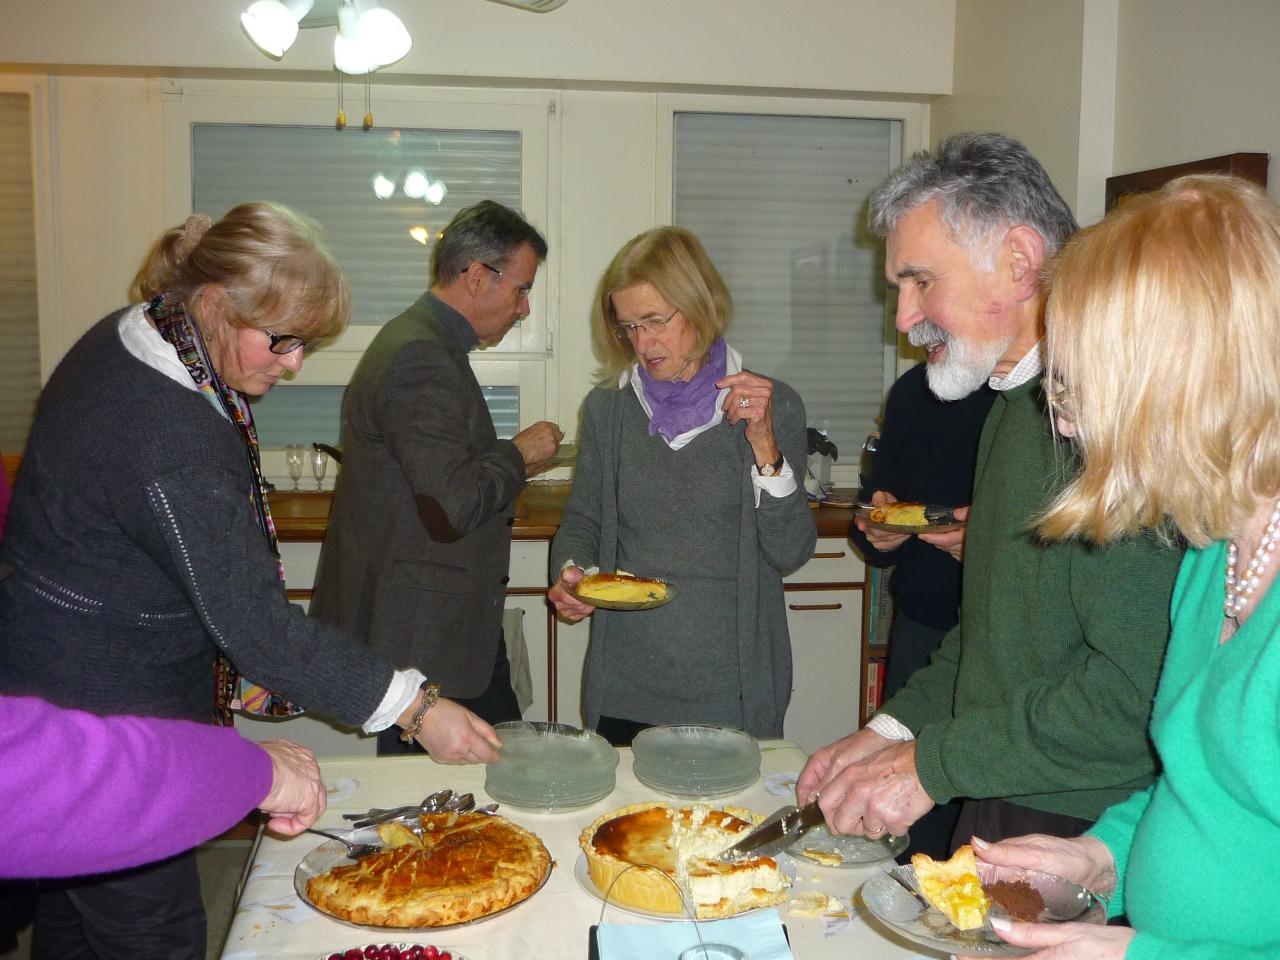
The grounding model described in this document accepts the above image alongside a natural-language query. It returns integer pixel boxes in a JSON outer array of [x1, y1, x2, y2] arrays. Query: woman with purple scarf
[[548, 227, 816, 745]]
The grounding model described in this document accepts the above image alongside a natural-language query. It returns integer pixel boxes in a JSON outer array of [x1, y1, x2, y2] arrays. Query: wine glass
[[311, 447, 330, 491], [285, 444, 305, 491]]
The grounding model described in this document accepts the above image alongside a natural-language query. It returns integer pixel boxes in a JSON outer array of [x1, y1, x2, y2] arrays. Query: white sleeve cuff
[[866, 713, 916, 742], [363, 667, 428, 734], [750, 458, 797, 508]]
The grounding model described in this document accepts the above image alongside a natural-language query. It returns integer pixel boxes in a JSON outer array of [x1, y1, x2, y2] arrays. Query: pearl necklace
[[1225, 499, 1280, 621]]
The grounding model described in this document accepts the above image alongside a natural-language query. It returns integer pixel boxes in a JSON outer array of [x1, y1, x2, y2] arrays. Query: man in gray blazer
[[312, 201, 563, 753]]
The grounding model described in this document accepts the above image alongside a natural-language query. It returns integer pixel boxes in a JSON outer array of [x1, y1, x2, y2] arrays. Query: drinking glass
[[311, 447, 330, 491], [285, 444, 306, 491]]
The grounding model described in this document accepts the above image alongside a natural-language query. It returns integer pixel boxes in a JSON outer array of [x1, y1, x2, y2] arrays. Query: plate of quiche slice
[[568, 571, 678, 610], [296, 812, 552, 929], [857, 501, 964, 534], [861, 845, 1105, 957]]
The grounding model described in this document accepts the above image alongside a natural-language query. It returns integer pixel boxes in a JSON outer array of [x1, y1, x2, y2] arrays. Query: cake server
[[717, 799, 825, 862]]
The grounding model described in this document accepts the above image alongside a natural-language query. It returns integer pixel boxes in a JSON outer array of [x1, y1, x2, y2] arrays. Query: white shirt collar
[[988, 339, 1044, 391]]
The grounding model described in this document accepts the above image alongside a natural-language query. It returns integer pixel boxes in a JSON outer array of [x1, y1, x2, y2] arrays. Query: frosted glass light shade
[[240, 0, 314, 57], [357, 7, 412, 66]]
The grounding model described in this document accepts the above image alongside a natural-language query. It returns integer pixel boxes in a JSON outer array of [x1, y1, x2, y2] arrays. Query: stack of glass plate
[[484, 721, 618, 812], [631, 725, 761, 798]]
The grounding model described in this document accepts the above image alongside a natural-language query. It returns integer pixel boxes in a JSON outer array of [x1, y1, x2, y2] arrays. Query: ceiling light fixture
[[241, 0, 411, 75]]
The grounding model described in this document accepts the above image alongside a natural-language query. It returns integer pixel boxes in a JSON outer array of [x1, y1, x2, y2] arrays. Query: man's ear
[[457, 261, 486, 298], [1005, 225, 1046, 302]]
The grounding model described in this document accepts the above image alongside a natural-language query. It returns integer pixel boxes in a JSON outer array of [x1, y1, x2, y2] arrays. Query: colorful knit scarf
[[147, 293, 301, 723]]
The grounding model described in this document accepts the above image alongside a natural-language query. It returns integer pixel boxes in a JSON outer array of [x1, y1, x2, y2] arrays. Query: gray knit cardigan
[[0, 311, 395, 726], [550, 378, 817, 737]]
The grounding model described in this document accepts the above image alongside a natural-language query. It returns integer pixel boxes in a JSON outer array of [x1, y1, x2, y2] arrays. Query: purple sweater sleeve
[[0, 696, 274, 878]]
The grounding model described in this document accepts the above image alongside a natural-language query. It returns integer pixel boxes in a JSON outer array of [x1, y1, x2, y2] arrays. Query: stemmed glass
[[285, 444, 306, 491], [311, 447, 330, 491]]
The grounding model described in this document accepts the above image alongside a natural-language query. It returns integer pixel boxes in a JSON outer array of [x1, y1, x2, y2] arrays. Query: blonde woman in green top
[[969, 175, 1280, 959]]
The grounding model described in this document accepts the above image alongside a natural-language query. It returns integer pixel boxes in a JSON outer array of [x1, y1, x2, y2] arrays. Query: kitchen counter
[[268, 482, 858, 543]]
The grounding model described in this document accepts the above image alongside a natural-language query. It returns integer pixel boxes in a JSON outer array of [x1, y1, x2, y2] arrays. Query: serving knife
[[717, 799, 825, 862]]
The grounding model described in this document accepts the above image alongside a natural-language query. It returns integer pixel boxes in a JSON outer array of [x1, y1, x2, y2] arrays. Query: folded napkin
[[597, 909, 792, 960]]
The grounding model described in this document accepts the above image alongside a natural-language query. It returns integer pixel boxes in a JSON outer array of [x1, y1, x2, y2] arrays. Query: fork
[[303, 827, 382, 859]]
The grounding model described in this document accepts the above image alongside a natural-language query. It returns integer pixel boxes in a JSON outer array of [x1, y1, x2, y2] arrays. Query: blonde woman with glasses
[[547, 226, 816, 745], [965, 175, 1280, 960]]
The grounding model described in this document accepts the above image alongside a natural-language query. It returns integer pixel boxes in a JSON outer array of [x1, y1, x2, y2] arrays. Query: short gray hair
[[431, 200, 548, 286], [868, 132, 1078, 268]]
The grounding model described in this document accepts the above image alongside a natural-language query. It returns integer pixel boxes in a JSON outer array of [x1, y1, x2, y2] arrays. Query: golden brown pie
[[579, 801, 789, 919], [869, 501, 930, 528], [576, 572, 668, 604], [911, 844, 990, 931], [306, 811, 551, 927]]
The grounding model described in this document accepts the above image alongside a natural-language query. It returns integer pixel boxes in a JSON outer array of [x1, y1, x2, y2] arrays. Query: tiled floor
[[0, 840, 251, 960]]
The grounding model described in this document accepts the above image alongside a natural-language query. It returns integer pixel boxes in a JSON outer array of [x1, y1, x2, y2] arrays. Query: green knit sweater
[[1088, 542, 1280, 959], [881, 376, 1182, 821]]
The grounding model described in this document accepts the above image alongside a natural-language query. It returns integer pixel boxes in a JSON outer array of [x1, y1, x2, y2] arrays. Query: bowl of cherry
[[324, 945, 459, 960]]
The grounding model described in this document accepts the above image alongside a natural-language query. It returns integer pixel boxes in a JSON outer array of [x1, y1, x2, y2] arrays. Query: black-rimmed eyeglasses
[[468, 261, 533, 297], [264, 331, 308, 355]]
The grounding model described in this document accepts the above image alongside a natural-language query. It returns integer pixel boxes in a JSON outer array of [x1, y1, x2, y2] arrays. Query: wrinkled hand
[[855, 490, 910, 552], [798, 727, 891, 802], [718, 370, 780, 463], [917, 504, 970, 560], [957, 917, 1134, 960], [414, 698, 502, 763], [809, 739, 933, 837], [972, 834, 1117, 898], [548, 565, 594, 622], [258, 739, 327, 835], [512, 420, 564, 468]]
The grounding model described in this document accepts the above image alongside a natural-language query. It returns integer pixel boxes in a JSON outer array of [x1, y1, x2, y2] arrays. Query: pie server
[[717, 799, 825, 862]]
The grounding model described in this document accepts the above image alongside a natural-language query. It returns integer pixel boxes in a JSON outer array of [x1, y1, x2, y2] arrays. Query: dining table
[[222, 740, 941, 960]]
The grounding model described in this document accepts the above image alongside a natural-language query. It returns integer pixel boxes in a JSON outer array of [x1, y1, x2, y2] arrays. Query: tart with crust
[[575, 571, 668, 604], [305, 811, 551, 928], [579, 801, 789, 919], [911, 844, 990, 931], [869, 501, 930, 528]]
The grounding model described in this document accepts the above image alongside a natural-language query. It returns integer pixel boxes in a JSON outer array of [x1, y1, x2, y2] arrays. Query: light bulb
[[403, 169, 429, 199], [424, 180, 447, 205], [356, 7, 412, 67], [240, 1, 300, 58], [372, 173, 395, 199], [409, 226, 430, 245]]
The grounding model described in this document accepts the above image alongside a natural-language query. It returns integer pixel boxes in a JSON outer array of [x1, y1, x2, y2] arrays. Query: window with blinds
[[673, 112, 898, 458], [191, 123, 524, 450], [0, 91, 40, 454]]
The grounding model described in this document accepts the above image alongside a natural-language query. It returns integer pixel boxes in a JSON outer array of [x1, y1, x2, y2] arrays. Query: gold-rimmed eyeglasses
[[612, 308, 678, 340]]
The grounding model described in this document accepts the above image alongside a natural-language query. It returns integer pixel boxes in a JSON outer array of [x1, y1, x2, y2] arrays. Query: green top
[[881, 376, 1182, 821], [1088, 542, 1280, 959]]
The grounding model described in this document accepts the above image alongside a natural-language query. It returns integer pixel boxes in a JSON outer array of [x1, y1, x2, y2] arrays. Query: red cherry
[[424, 947, 439, 960], [345, 950, 364, 960], [406, 947, 425, 960], [363, 947, 379, 960], [439, 952, 452, 960], [328, 954, 344, 960]]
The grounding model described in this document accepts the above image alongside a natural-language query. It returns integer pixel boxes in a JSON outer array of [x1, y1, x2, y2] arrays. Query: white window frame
[[656, 93, 928, 484], [0, 74, 60, 386], [153, 77, 559, 425]]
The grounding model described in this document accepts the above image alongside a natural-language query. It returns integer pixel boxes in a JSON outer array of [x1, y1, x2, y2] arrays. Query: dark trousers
[[884, 609, 963, 862], [377, 630, 521, 755], [594, 715, 653, 747], [30, 851, 205, 960], [951, 797, 1094, 852]]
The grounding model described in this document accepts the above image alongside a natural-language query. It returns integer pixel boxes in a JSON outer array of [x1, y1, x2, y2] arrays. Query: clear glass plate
[[861, 862, 1105, 958], [484, 721, 618, 811], [631, 725, 759, 777], [787, 824, 908, 866]]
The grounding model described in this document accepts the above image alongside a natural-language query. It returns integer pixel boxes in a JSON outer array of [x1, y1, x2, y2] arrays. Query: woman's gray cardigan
[[550, 379, 817, 737]]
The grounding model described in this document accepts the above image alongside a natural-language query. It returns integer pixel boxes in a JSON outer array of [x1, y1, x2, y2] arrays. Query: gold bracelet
[[399, 680, 442, 744]]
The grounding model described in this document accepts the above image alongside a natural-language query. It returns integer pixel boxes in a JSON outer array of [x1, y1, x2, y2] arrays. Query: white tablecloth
[[221, 741, 938, 960]]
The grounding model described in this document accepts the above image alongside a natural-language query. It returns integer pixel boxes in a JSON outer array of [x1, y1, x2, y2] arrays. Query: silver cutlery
[[303, 827, 381, 859]]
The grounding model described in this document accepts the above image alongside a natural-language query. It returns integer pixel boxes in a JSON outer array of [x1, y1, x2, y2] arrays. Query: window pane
[[673, 112, 897, 457], [193, 124, 522, 326], [248, 384, 520, 449], [0, 92, 40, 453]]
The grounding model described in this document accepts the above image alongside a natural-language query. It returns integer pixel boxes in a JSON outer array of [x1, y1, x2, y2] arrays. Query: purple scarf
[[638, 337, 727, 442]]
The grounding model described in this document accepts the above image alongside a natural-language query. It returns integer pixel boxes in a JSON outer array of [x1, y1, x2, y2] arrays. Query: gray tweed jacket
[[310, 293, 526, 697]]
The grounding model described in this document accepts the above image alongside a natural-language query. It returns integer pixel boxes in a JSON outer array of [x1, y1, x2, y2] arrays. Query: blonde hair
[[592, 227, 733, 384], [130, 201, 350, 343], [1039, 174, 1280, 548]]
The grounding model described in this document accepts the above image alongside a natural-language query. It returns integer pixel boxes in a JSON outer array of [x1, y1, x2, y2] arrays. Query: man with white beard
[[799, 133, 1183, 848]]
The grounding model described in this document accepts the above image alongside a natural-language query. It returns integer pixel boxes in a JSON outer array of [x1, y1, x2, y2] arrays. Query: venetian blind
[[673, 112, 898, 458], [0, 92, 40, 453]]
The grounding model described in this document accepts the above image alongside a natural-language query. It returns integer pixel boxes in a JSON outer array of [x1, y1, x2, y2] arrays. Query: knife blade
[[717, 800, 825, 862]]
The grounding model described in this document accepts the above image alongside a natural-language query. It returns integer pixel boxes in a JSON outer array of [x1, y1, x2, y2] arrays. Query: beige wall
[[1, 0, 955, 95], [1113, 0, 1280, 199]]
